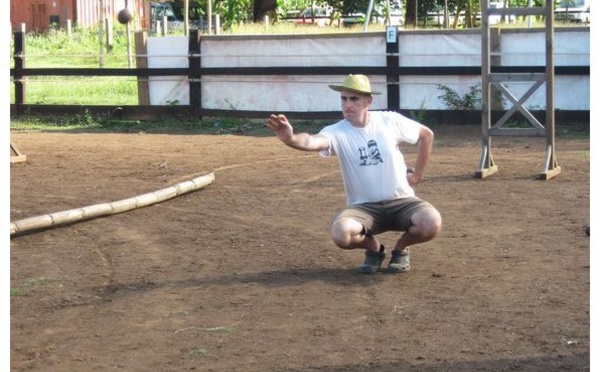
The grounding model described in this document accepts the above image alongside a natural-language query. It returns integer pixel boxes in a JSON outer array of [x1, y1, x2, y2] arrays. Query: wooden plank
[[489, 127, 546, 136], [489, 73, 545, 82], [8, 65, 589, 78], [10, 141, 27, 163], [543, 1, 560, 181], [487, 7, 545, 17], [10, 155, 27, 164], [135, 31, 150, 105]]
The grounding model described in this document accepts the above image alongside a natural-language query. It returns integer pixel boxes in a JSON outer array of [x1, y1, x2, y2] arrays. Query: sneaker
[[388, 249, 410, 273], [358, 246, 386, 274]]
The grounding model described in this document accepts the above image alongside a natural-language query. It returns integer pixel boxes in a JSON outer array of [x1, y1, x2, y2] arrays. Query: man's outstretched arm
[[267, 114, 330, 152]]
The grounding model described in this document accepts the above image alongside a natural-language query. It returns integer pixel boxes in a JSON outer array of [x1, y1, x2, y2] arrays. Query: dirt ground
[[9, 124, 590, 371]]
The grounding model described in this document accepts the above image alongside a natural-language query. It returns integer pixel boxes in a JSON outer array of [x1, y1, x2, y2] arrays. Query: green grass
[[10, 77, 138, 105], [188, 348, 211, 357], [11, 26, 133, 68]]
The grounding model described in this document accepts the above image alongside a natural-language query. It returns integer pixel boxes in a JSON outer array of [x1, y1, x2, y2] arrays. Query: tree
[[405, 0, 417, 27], [254, 0, 278, 21], [172, 0, 254, 27]]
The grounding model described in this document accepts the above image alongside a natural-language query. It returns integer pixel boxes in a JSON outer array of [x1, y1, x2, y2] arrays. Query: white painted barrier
[[146, 28, 589, 111]]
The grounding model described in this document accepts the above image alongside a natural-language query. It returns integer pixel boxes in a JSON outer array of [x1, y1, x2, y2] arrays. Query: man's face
[[340, 91, 372, 124]]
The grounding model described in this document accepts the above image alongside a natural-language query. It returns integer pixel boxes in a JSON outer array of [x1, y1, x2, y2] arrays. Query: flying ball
[[118, 8, 133, 24]]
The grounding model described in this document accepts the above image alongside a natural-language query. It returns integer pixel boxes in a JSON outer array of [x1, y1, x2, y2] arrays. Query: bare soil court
[[10, 125, 590, 371]]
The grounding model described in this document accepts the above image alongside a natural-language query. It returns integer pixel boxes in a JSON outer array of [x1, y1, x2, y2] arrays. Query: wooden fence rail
[[9, 30, 590, 122]]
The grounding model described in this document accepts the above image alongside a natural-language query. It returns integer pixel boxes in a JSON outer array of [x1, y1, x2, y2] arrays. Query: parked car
[[555, 0, 590, 23], [289, 6, 333, 27], [341, 12, 365, 27], [151, 2, 185, 31]]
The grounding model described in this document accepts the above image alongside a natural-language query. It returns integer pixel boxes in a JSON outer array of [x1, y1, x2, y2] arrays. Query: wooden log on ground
[[10, 172, 215, 236]]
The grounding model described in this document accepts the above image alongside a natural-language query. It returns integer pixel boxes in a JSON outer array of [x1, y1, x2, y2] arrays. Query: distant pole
[[184, 0, 190, 35], [415, 0, 419, 28], [98, 0, 105, 67], [363, 0, 375, 32], [105, 17, 114, 53], [207, 0, 212, 34], [125, 0, 132, 67], [444, 0, 449, 28], [126, 22, 132, 67], [385, 0, 392, 25], [527, 0, 533, 28], [214, 14, 220, 35]]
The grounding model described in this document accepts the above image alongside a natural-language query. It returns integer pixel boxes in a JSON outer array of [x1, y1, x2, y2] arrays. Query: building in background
[[10, 0, 151, 33]]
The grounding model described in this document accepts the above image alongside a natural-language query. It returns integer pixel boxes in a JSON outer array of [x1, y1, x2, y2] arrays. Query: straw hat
[[328, 74, 381, 95]]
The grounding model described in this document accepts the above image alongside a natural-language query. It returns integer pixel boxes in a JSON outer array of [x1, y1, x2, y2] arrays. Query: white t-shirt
[[318, 111, 422, 206]]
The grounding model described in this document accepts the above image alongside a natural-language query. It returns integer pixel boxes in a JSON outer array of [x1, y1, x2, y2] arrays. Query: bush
[[436, 83, 481, 110]]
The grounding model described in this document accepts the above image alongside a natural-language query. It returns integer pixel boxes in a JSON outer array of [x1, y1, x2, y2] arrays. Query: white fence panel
[[146, 28, 589, 111]]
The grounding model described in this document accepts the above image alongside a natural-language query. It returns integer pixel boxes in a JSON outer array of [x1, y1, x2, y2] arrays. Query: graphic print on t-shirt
[[358, 139, 384, 166]]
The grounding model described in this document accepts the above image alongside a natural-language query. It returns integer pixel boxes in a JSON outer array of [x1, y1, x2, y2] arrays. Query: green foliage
[[187, 0, 253, 27], [277, 0, 313, 17], [188, 348, 211, 357], [221, 0, 253, 27], [409, 97, 427, 122], [436, 83, 481, 110], [12, 24, 133, 68], [13, 77, 138, 105], [11, 110, 105, 130]]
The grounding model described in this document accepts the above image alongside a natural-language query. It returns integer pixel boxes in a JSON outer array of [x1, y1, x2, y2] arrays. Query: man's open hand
[[267, 114, 293, 143]]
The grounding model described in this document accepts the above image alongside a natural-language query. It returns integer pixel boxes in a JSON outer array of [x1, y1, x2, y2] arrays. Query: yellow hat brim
[[328, 85, 381, 95]]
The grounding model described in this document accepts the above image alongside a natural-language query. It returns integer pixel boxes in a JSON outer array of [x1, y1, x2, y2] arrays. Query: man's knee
[[330, 217, 363, 248], [412, 208, 442, 238]]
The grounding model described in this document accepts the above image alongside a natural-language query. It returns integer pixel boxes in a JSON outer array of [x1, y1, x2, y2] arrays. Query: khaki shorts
[[333, 197, 436, 235]]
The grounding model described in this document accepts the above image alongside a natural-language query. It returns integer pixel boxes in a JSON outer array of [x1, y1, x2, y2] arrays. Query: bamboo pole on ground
[[10, 173, 215, 236]]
